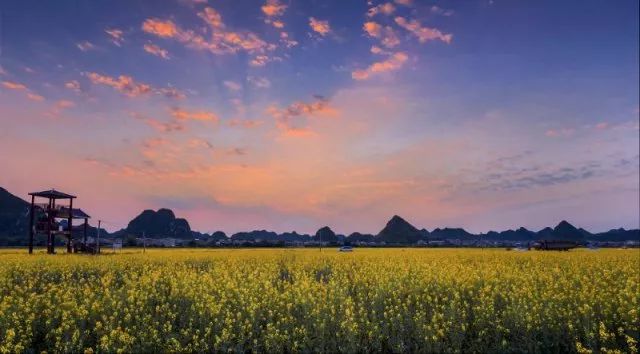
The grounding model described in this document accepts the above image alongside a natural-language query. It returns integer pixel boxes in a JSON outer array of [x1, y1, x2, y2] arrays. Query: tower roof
[[28, 189, 76, 199]]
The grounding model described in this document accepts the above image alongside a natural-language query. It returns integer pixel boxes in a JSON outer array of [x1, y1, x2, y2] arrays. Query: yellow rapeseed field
[[0, 248, 637, 353]]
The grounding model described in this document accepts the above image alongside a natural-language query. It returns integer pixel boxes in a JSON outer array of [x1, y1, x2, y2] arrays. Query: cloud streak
[[267, 95, 336, 135], [85, 72, 185, 99], [143, 43, 170, 59], [395, 17, 452, 44], [352, 52, 408, 80]]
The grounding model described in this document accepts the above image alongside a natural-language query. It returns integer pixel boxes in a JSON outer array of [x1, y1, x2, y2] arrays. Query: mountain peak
[[315, 226, 338, 242], [126, 208, 191, 238], [555, 220, 576, 230], [377, 215, 422, 243]]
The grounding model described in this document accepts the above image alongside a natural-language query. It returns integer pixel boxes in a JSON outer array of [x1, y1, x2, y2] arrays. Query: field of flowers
[[0, 248, 637, 353]]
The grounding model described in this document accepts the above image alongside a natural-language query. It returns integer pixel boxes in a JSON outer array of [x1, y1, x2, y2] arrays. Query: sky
[[0, 0, 638, 235]]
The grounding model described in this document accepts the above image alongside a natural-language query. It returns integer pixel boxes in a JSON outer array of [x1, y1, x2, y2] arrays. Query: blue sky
[[0, 0, 638, 234]]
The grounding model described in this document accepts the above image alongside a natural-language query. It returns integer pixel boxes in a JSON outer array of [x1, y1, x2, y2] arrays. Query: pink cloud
[[367, 3, 396, 17], [352, 52, 409, 80], [86, 72, 184, 99], [267, 95, 337, 135], [363, 21, 400, 48], [76, 40, 96, 51], [142, 8, 274, 58], [55, 100, 75, 109], [279, 32, 298, 48], [86, 72, 152, 97], [430, 6, 454, 16], [171, 107, 219, 122], [395, 17, 452, 44], [394, 0, 412, 6], [223, 80, 242, 91], [309, 17, 331, 36], [227, 119, 263, 128], [131, 112, 186, 133], [105, 28, 125, 46], [143, 43, 170, 59], [65, 80, 81, 92], [545, 128, 575, 137], [261, 0, 287, 17], [3, 80, 46, 101], [198, 7, 225, 29], [249, 54, 282, 67], [2, 81, 27, 90], [146, 119, 186, 133], [27, 93, 44, 101]]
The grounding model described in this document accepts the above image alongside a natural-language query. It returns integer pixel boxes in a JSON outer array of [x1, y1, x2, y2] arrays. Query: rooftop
[[29, 189, 76, 199]]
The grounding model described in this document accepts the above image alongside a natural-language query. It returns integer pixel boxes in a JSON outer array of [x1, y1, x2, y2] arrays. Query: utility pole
[[143, 231, 146, 253], [97, 220, 101, 254]]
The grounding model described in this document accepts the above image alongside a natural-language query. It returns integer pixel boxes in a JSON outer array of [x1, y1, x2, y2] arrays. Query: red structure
[[28, 189, 92, 254]]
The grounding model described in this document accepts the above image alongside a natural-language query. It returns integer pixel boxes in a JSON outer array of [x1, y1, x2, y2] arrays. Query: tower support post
[[28, 195, 35, 254], [66, 198, 73, 253]]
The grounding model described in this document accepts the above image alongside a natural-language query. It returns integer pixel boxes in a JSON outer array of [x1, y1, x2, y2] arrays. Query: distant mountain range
[[1, 186, 638, 246]]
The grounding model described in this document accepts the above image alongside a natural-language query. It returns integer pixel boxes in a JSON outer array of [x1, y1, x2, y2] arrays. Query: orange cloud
[[86, 72, 184, 99], [27, 93, 44, 101], [268, 95, 336, 135], [147, 119, 186, 133], [56, 100, 75, 109], [86, 72, 152, 97], [198, 7, 225, 29], [281, 127, 316, 138], [309, 17, 331, 36], [142, 137, 168, 149], [171, 107, 219, 122], [395, 17, 452, 44], [367, 3, 396, 17], [143, 43, 170, 59], [3, 80, 46, 101], [363, 21, 399, 48], [142, 19, 178, 38], [352, 52, 408, 80], [2, 81, 27, 90], [188, 138, 214, 149], [131, 112, 186, 133], [142, 8, 274, 58], [47, 99, 76, 116], [261, 0, 287, 17]]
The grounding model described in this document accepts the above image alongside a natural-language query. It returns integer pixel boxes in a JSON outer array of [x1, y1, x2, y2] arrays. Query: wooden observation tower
[[27, 189, 93, 254]]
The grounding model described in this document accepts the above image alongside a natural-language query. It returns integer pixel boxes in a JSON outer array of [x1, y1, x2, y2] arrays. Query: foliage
[[0, 248, 637, 353]]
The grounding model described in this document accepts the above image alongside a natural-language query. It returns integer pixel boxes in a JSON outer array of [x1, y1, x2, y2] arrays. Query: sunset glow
[[0, 0, 638, 234]]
